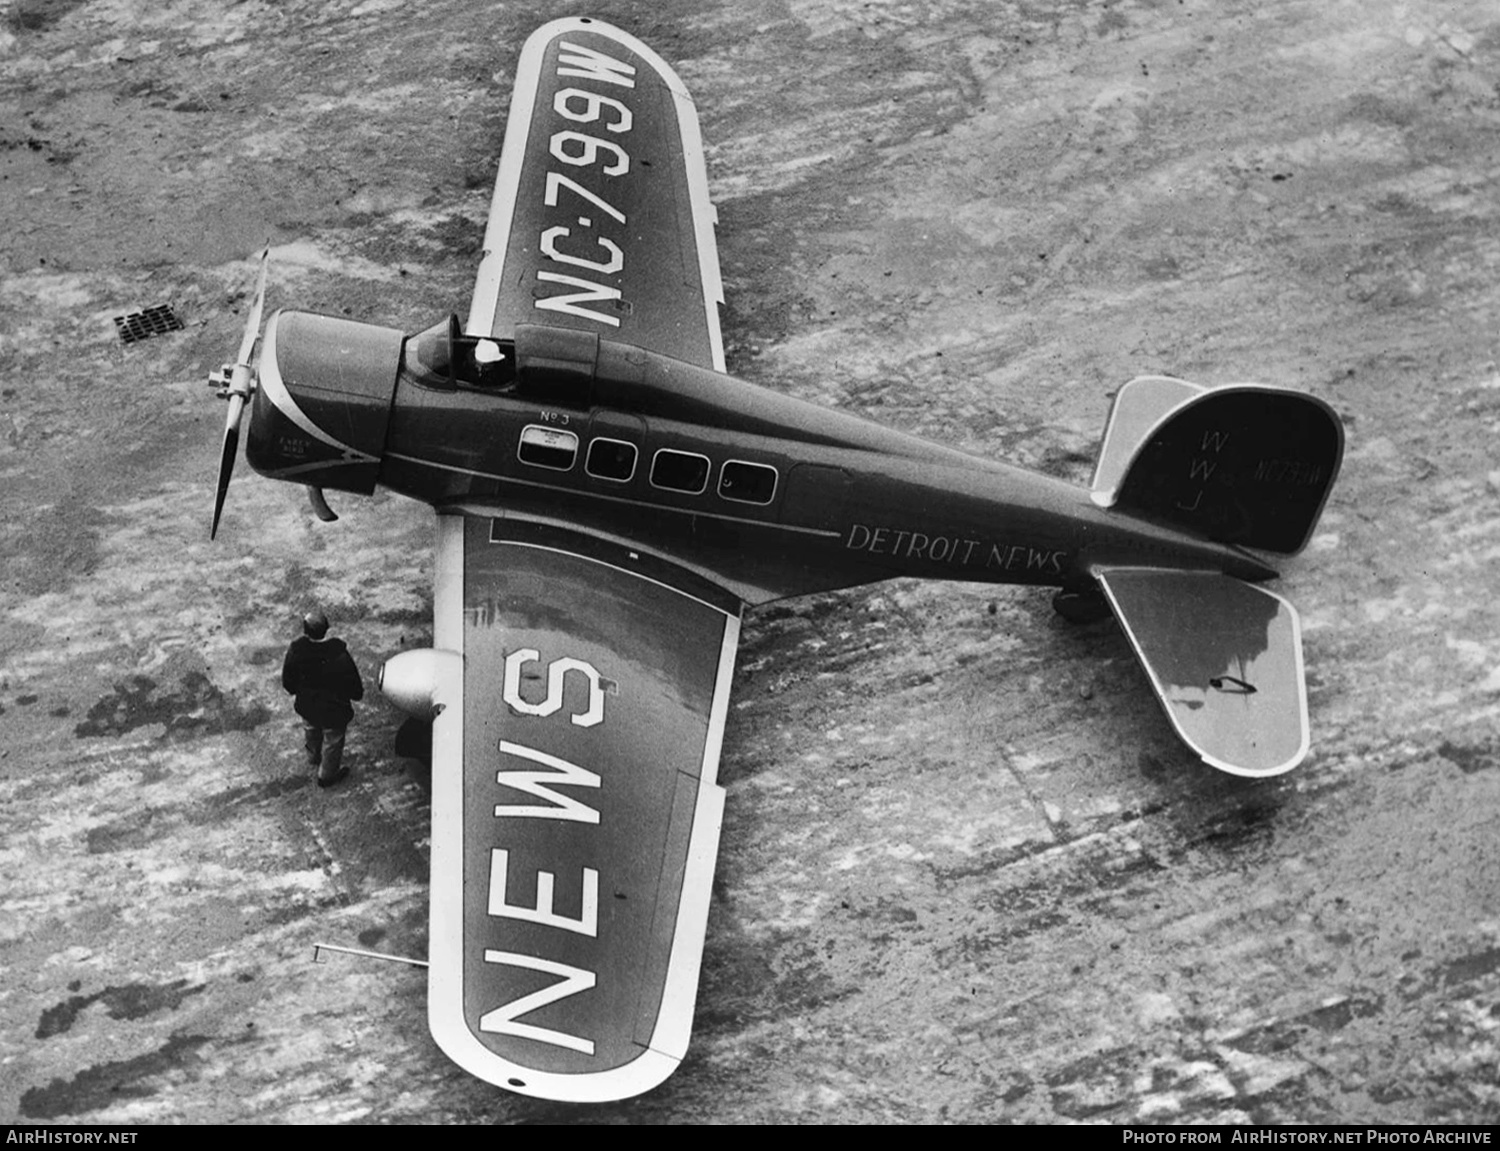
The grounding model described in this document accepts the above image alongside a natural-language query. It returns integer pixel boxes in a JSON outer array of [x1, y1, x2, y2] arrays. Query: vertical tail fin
[[1093, 378, 1343, 555]]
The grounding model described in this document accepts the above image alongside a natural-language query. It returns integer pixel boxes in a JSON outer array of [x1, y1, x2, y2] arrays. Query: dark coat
[[282, 636, 364, 727]]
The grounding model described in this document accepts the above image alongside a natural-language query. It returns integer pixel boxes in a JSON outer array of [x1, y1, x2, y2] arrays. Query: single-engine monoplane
[[207, 17, 1343, 1103]]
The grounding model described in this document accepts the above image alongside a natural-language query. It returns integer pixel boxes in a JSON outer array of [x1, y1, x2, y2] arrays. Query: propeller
[[208, 247, 270, 539]]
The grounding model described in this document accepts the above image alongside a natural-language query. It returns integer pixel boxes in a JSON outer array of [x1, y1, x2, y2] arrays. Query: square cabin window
[[719, 460, 778, 505], [586, 438, 637, 482], [518, 425, 578, 470], [650, 449, 710, 494]]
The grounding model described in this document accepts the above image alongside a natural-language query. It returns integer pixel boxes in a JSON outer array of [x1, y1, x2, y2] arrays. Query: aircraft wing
[[426, 513, 741, 1102], [468, 17, 725, 371]]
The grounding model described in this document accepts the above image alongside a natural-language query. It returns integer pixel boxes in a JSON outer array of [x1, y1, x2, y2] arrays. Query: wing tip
[[426, 1008, 683, 1102]]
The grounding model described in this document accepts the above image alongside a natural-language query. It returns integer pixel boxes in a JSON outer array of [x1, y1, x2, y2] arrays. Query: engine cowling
[[245, 310, 403, 494]]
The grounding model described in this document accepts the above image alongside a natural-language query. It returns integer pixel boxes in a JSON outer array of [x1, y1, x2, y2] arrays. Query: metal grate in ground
[[113, 304, 185, 345]]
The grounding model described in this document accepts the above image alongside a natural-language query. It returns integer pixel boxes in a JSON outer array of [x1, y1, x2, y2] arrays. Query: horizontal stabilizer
[[1095, 567, 1308, 776]]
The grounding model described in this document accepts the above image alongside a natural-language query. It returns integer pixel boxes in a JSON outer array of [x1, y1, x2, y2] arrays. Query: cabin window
[[518, 425, 578, 471], [650, 449, 710, 494], [586, 438, 637, 482], [719, 460, 778, 505]]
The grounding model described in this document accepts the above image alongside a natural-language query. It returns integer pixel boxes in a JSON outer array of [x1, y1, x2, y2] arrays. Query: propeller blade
[[210, 247, 269, 541], [234, 246, 271, 367], [210, 393, 245, 540]]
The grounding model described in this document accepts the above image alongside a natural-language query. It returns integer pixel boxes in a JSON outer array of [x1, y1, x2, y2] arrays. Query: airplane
[[206, 17, 1343, 1104]]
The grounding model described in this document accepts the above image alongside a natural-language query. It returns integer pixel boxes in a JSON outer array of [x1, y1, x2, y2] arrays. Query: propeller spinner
[[208, 247, 270, 539]]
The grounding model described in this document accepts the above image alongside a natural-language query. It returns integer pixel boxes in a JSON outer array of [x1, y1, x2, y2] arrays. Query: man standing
[[281, 610, 364, 788]]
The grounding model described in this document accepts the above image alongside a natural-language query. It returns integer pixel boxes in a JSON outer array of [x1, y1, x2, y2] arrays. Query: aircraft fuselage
[[248, 310, 1275, 605]]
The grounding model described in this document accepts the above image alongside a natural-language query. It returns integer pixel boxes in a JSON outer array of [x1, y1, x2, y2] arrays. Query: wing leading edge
[[469, 17, 725, 371], [427, 514, 741, 1102]]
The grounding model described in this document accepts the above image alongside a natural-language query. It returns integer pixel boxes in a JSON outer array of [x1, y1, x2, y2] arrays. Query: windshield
[[402, 316, 516, 391]]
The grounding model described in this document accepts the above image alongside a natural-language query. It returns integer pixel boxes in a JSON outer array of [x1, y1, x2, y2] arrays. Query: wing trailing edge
[[1093, 566, 1309, 777]]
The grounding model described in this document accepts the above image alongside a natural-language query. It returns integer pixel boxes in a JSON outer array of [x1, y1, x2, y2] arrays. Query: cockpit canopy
[[403, 315, 518, 393], [403, 318, 600, 410]]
